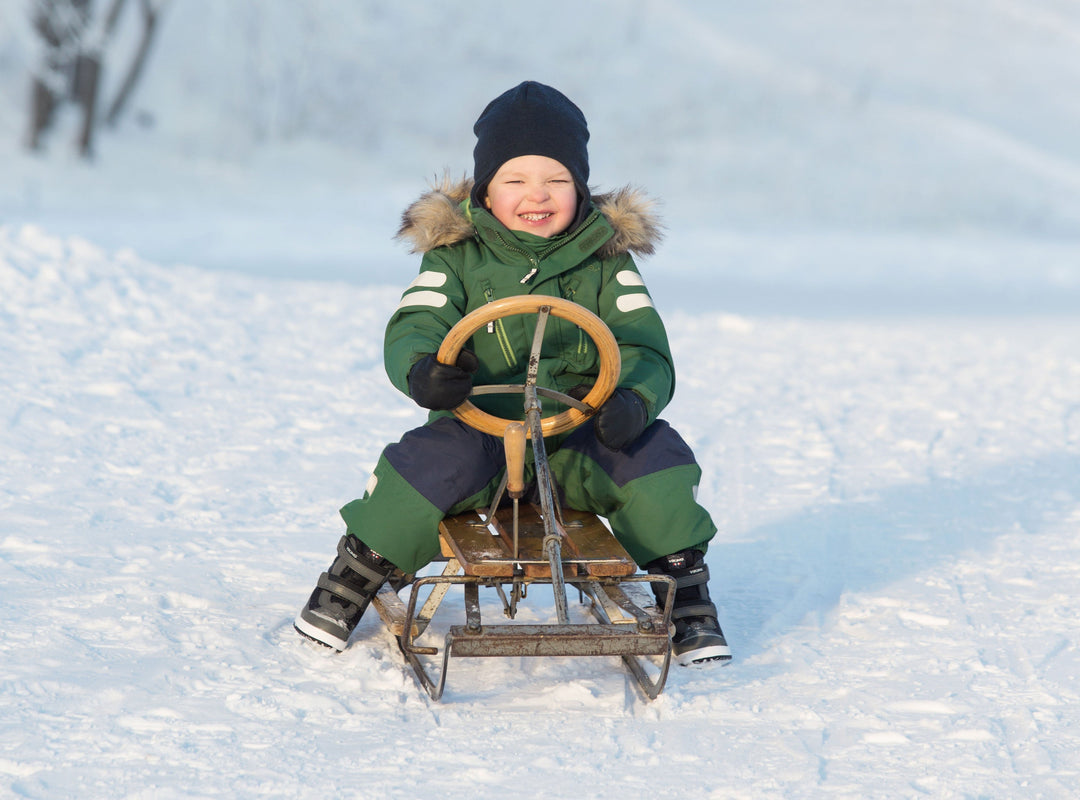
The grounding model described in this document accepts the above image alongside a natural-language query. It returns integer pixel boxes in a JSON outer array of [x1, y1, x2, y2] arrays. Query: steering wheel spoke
[[468, 384, 596, 413]]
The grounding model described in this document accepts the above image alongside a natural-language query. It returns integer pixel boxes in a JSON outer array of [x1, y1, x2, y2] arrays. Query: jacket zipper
[[491, 210, 599, 284], [491, 231, 540, 283], [483, 287, 518, 368]]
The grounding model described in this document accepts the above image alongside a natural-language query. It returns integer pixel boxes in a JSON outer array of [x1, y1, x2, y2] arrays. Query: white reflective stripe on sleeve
[[616, 293, 655, 313], [408, 271, 447, 289], [396, 290, 448, 310], [364, 473, 378, 497], [615, 270, 646, 287]]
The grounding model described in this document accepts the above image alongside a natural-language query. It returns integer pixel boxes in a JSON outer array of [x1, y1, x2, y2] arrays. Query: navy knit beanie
[[471, 81, 591, 215]]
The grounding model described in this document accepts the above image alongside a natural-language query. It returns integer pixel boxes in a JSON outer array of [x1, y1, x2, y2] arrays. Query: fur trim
[[395, 175, 663, 257], [394, 174, 475, 254], [593, 186, 663, 258]]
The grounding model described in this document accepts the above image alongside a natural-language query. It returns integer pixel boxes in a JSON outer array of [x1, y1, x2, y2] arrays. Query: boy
[[295, 81, 730, 667]]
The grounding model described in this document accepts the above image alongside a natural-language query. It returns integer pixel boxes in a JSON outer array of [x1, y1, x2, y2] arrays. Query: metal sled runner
[[371, 296, 676, 701]]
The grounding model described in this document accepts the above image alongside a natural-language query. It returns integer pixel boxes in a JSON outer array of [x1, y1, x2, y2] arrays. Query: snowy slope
[[2, 0, 1080, 797], [3, 225, 1080, 798]]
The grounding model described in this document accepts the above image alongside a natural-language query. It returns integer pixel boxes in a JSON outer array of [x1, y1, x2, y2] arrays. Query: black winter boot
[[294, 534, 398, 651], [648, 549, 732, 666]]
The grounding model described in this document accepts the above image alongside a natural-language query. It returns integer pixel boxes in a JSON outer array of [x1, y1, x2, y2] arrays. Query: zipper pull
[[484, 287, 496, 332], [519, 267, 539, 284]]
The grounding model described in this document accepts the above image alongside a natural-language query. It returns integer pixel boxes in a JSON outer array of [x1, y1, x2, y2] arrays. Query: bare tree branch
[[105, 0, 160, 127]]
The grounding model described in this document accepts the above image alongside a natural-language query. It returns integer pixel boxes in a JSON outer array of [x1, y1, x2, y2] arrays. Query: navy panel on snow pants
[[339, 416, 717, 573]]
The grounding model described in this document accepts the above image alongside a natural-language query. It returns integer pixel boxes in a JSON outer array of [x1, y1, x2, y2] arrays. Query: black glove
[[569, 385, 649, 451], [407, 351, 479, 410]]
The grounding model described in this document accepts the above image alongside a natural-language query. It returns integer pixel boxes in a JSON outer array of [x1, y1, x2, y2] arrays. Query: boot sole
[[294, 612, 349, 652], [675, 642, 733, 667]]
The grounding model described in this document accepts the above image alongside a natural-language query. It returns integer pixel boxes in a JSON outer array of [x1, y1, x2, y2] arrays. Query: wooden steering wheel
[[435, 295, 621, 439]]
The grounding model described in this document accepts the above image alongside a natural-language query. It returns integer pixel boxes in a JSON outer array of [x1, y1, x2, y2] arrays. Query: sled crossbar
[[447, 623, 669, 658], [384, 569, 675, 701]]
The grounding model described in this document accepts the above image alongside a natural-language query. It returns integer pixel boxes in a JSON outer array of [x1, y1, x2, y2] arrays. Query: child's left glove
[[569, 386, 649, 451]]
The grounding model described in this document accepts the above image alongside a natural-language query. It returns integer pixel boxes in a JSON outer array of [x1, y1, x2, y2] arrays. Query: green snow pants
[[339, 416, 717, 573]]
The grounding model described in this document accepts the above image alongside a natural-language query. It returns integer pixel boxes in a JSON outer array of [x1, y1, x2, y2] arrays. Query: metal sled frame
[[371, 298, 677, 701], [373, 506, 676, 701]]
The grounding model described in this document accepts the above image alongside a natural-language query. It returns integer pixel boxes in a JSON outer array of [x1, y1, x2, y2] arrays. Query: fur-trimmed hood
[[395, 176, 663, 259]]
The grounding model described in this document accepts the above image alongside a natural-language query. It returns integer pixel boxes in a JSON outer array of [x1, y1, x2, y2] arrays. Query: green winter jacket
[[386, 177, 675, 433]]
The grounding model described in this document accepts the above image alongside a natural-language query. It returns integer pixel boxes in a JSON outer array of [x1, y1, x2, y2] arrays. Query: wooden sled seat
[[438, 505, 637, 578]]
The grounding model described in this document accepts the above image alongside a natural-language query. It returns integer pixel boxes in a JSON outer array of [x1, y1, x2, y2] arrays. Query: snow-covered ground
[[4, 224, 1079, 799], [3, 1, 1080, 798]]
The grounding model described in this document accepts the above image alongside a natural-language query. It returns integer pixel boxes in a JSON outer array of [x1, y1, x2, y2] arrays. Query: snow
[[2, 1, 1080, 798]]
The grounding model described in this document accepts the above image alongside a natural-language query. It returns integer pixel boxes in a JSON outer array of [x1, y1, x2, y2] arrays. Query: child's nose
[[526, 183, 550, 201]]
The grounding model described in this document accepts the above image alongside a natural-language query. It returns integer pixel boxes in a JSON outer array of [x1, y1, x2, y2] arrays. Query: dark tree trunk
[[25, 0, 165, 157], [73, 51, 101, 156]]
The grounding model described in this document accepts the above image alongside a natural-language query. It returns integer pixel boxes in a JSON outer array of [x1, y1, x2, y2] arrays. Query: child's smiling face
[[483, 155, 579, 238]]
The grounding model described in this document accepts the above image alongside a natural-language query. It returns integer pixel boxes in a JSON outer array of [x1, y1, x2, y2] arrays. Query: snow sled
[[371, 296, 676, 701]]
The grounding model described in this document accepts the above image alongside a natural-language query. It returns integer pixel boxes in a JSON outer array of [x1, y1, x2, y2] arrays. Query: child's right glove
[[569, 385, 649, 451], [407, 351, 479, 410]]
